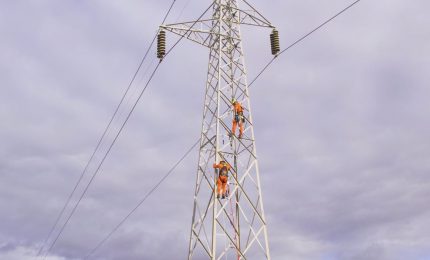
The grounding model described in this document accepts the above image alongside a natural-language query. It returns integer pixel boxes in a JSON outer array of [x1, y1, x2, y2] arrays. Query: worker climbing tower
[[159, 1, 279, 259]]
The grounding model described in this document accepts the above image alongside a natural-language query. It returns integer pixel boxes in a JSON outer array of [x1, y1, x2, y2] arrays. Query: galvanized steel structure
[[160, 1, 278, 259]]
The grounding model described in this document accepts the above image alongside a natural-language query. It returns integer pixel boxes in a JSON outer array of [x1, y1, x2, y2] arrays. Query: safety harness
[[219, 165, 229, 177], [234, 111, 244, 123]]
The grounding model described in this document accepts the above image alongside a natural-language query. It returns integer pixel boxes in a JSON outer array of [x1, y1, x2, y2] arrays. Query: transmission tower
[[159, 1, 279, 259]]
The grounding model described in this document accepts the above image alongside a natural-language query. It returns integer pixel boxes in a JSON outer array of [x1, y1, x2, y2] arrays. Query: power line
[[249, 0, 361, 87], [79, 4, 215, 258], [39, 0, 178, 258], [75, 1, 361, 258], [37, 27, 158, 260], [43, 1, 213, 257], [84, 139, 200, 259], [37, 26, 156, 260], [43, 60, 162, 260], [174, 0, 193, 22]]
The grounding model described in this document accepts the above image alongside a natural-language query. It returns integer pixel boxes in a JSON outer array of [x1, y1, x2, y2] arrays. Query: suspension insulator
[[157, 30, 166, 60], [270, 29, 280, 55]]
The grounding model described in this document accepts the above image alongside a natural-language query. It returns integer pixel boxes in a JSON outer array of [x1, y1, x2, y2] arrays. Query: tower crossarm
[[219, 3, 274, 28], [161, 19, 241, 48], [160, 1, 275, 49]]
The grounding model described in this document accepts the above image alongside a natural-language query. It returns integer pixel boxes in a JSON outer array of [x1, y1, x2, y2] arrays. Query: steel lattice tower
[[160, 1, 277, 259]]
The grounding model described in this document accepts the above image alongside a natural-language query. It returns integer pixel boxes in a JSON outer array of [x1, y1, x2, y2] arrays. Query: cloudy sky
[[1, 0, 430, 259]]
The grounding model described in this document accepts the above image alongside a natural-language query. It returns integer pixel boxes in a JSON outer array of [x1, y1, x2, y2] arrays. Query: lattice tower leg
[[187, 1, 271, 259]]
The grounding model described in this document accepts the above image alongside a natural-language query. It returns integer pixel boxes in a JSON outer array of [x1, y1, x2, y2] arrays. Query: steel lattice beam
[[161, 1, 274, 259]]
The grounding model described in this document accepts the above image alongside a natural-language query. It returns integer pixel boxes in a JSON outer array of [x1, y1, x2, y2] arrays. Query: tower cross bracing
[[160, 1, 276, 259]]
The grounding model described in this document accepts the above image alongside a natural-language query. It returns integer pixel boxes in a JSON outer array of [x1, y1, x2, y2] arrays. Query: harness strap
[[219, 166, 229, 177]]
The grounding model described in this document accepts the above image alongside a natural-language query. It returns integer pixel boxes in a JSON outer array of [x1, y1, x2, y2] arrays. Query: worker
[[231, 99, 244, 139], [213, 160, 231, 199]]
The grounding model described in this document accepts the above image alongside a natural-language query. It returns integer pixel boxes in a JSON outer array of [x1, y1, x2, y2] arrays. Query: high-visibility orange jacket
[[233, 102, 243, 114], [232, 102, 244, 137], [213, 162, 231, 196], [213, 162, 231, 176]]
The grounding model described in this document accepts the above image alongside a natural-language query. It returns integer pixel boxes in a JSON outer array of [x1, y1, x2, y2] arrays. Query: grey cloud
[[1, 0, 430, 259]]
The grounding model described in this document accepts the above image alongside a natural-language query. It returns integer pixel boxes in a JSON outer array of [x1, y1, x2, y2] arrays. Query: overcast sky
[[1, 0, 430, 259]]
